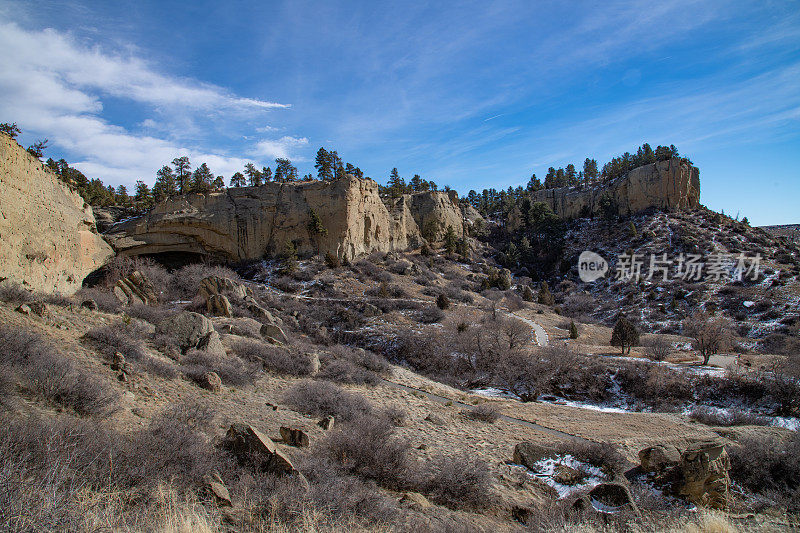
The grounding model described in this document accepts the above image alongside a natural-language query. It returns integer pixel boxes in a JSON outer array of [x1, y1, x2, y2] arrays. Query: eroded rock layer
[[0, 134, 114, 295]]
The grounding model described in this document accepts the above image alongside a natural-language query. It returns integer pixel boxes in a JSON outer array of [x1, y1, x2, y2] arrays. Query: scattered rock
[[197, 330, 226, 358], [362, 303, 381, 317], [199, 371, 222, 392], [588, 483, 639, 515], [15, 304, 31, 315], [206, 294, 233, 317], [29, 301, 48, 317], [81, 299, 98, 311], [424, 413, 445, 426], [280, 427, 309, 448], [307, 352, 320, 374], [399, 492, 432, 509], [678, 438, 730, 509], [114, 270, 157, 306], [639, 444, 681, 473], [553, 464, 583, 486], [110, 352, 126, 371], [203, 474, 232, 506], [222, 424, 298, 476], [513, 442, 558, 469], [260, 323, 288, 344], [198, 276, 251, 301], [156, 312, 214, 351], [317, 415, 335, 430]]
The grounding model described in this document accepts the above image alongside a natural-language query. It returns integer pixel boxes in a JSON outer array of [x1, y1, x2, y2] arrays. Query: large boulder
[[222, 424, 298, 476], [156, 312, 214, 351], [260, 323, 288, 344], [588, 483, 640, 515], [206, 294, 233, 317], [513, 442, 558, 469], [0, 134, 113, 295], [678, 438, 730, 509], [197, 276, 251, 301], [279, 427, 310, 448], [114, 270, 158, 306], [639, 444, 681, 473], [196, 330, 226, 358]]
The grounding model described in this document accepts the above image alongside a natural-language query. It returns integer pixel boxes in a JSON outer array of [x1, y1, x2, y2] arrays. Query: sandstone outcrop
[[222, 424, 298, 476], [114, 271, 158, 306], [518, 157, 700, 223], [0, 134, 113, 295], [105, 177, 465, 262]]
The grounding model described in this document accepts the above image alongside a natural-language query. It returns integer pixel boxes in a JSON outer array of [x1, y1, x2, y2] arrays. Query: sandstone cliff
[[106, 177, 464, 262], [528, 157, 700, 220], [0, 134, 114, 295]]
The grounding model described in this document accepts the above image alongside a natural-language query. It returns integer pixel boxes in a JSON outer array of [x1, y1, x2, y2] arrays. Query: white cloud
[[252, 136, 310, 160], [0, 21, 299, 188]]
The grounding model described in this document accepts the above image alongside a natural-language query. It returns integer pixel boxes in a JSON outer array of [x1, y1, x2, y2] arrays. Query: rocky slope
[[0, 134, 113, 295], [528, 157, 700, 220], [106, 177, 464, 262]]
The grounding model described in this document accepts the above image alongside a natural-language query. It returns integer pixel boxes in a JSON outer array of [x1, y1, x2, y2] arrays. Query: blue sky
[[1, 0, 798, 225]]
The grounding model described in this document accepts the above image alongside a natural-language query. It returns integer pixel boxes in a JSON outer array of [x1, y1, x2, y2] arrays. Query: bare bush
[[126, 303, 177, 325], [643, 336, 673, 361], [0, 281, 33, 303], [688, 406, 770, 427], [423, 453, 495, 510], [464, 403, 500, 423], [74, 287, 121, 312], [167, 263, 239, 300], [0, 326, 119, 416], [284, 380, 374, 422], [417, 306, 445, 324], [729, 432, 800, 504], [553, 440, 627, 475], [683, 310, 733, 365], [232, 338, 316, 376], [181, 348, 259, 387], [318, 359, 381, 386], [323, 416, 412, 489]]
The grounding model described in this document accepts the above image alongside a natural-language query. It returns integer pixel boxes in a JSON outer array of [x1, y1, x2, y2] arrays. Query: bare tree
[[683, 311, 732, 365], [643, 336, 672, 361], [499, 317, 532, 349]]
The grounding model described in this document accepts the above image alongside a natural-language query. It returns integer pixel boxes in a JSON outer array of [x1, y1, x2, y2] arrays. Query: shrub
[[83, 320, 149, 361], [436, 293, 450, 310], [418, 306, 445, 324], [232, 339, 316, 376], [283, 380, 374, 422], [322, 416, 412, 489], [384, 406, 407, 427], [423, 453, 495, 510], [168, 263, 239, 301], [464, 403, 500, 423], [329, 344, 391, 375], [126, 303, 177, 325], [568, 320, 578, 339], [0, 280, 33, 303], [554, 440, 627, 476], [728, 433, 800, 502], [611, 316, 639, 355], [505, 292, 526, 311], [74, 287, 121, 312], [0, 326, 119, 416], [181, 348, 259, 387], [537, 281, 555, 305], [324, 252, 341, 268], [688, 406, 770, 427], [318, 359, 381, 386], [643, 336, 672, 361]]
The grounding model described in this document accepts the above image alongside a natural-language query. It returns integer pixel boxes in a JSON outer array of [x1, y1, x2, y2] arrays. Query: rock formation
[[105, 176, 464, 262], [0, 134, 113, 294], [515, 157, 700, 223]]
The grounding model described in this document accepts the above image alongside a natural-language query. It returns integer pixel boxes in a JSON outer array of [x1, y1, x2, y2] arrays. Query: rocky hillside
[[0, 134, 113, 295], [106, 177, 465, 262]]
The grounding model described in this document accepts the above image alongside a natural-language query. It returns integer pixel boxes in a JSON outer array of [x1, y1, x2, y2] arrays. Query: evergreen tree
[[315, 147, 333, 181], [583, 158, 598, 182], [387, 168, 406, 198], [307, 209, 328, 253], [212, 176, 225, 190], [153, 165, 178, 201], [569, 321, 578, 339], [262, 166, 273, 182], [565, 164, 577, 185], [526, 174, 542, 191], [443, 226, 458, 255], [134, 180, 153, 210], [0, 122, 21, 139], [611, 316, 640, 354], [190, 163, 214, 193], [115, 185, 131, 206], [229, 171, 246, 187], [274, 158, 298, 182], [171, 156, 191, 194], [244, 162, 263, 186], [26, 139, 48, 159], [537, 281, 555, 306], [544, 167, 556, 189]]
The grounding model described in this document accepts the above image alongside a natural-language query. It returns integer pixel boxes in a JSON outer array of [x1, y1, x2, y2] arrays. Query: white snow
[[743, 301, 755, 308], [519, 454, 607, 499]]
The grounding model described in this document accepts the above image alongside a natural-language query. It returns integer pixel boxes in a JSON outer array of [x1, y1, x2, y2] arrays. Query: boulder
[[114, 271, 158, 306], [197, 276, 250, 301], [15, 304, 30, 315], [0, 134, 114, 295], [206, 294, 233, 317], [197, 331, 226, 358], [678, 438, 730, 509], [29, 301, 48, 317], [198, 371, 222, 392], [81, 299, 98, 311], [279, 427, 310, 448], [222, 424, 298, 476], [260, 323, 288, 344], [399, 492, 432, 509], [156, 312, 214, 351], [639, 444, 681, 472], [246, 300, 277, 323], [424, 413, 445, 426], [588, 483, 639, 515], [553, 465, 583, 486], [513, 442, 558, 469], [307, 353, 321, 375], [317, 415, 335, 430], [203, 474, 232, 506], [110, 352, 126, 371]]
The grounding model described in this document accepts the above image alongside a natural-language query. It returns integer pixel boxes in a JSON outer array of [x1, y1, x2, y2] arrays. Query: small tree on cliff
[[611, 316, 639, 355], [443, 226, 458, 256], [229, 172, 246, 187], [0, 122, 21, 139], [307, 209, 328, 254]]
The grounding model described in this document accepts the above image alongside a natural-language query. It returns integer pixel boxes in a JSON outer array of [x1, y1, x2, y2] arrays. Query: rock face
[[678, 438, 730, 510], [114, 271, 158, 306], [222, 424, 298, 476], [105, 176, 464, 262], [526, 158, 700, 221], [0, 134, 113, 295]]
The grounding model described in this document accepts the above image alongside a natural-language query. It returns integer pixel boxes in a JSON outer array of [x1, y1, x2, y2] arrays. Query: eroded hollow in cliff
[[137, 251, 213, 270]]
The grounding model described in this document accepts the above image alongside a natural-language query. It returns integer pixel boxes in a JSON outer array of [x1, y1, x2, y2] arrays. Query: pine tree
[[0, 122, 21, 139], [274, 158, 298, 182], [610, 316, 640, 354], [565, 164, 577, 185], [153, 165, 178, 201], [26, 139, 48, 159], [244, 163, 263, 186], [134, 180, 153, 210], [537, 281, 555, 306], [115, 185, 131, 206], [569, 321, 578, 339], [212, 176, 225, 190], [443, 226, 458, 255], [387, 168, 405, 198], [171, 156, 191, 194], [262, 166, 273, 182], [190, 163, 214, 193], [315, 147, 333, 181], [229, 172, 246, 187]]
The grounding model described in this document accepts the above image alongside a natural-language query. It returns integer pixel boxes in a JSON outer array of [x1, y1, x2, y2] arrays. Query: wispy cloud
[[0, 21, 298, 186], [251, 136, 310, 160]]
